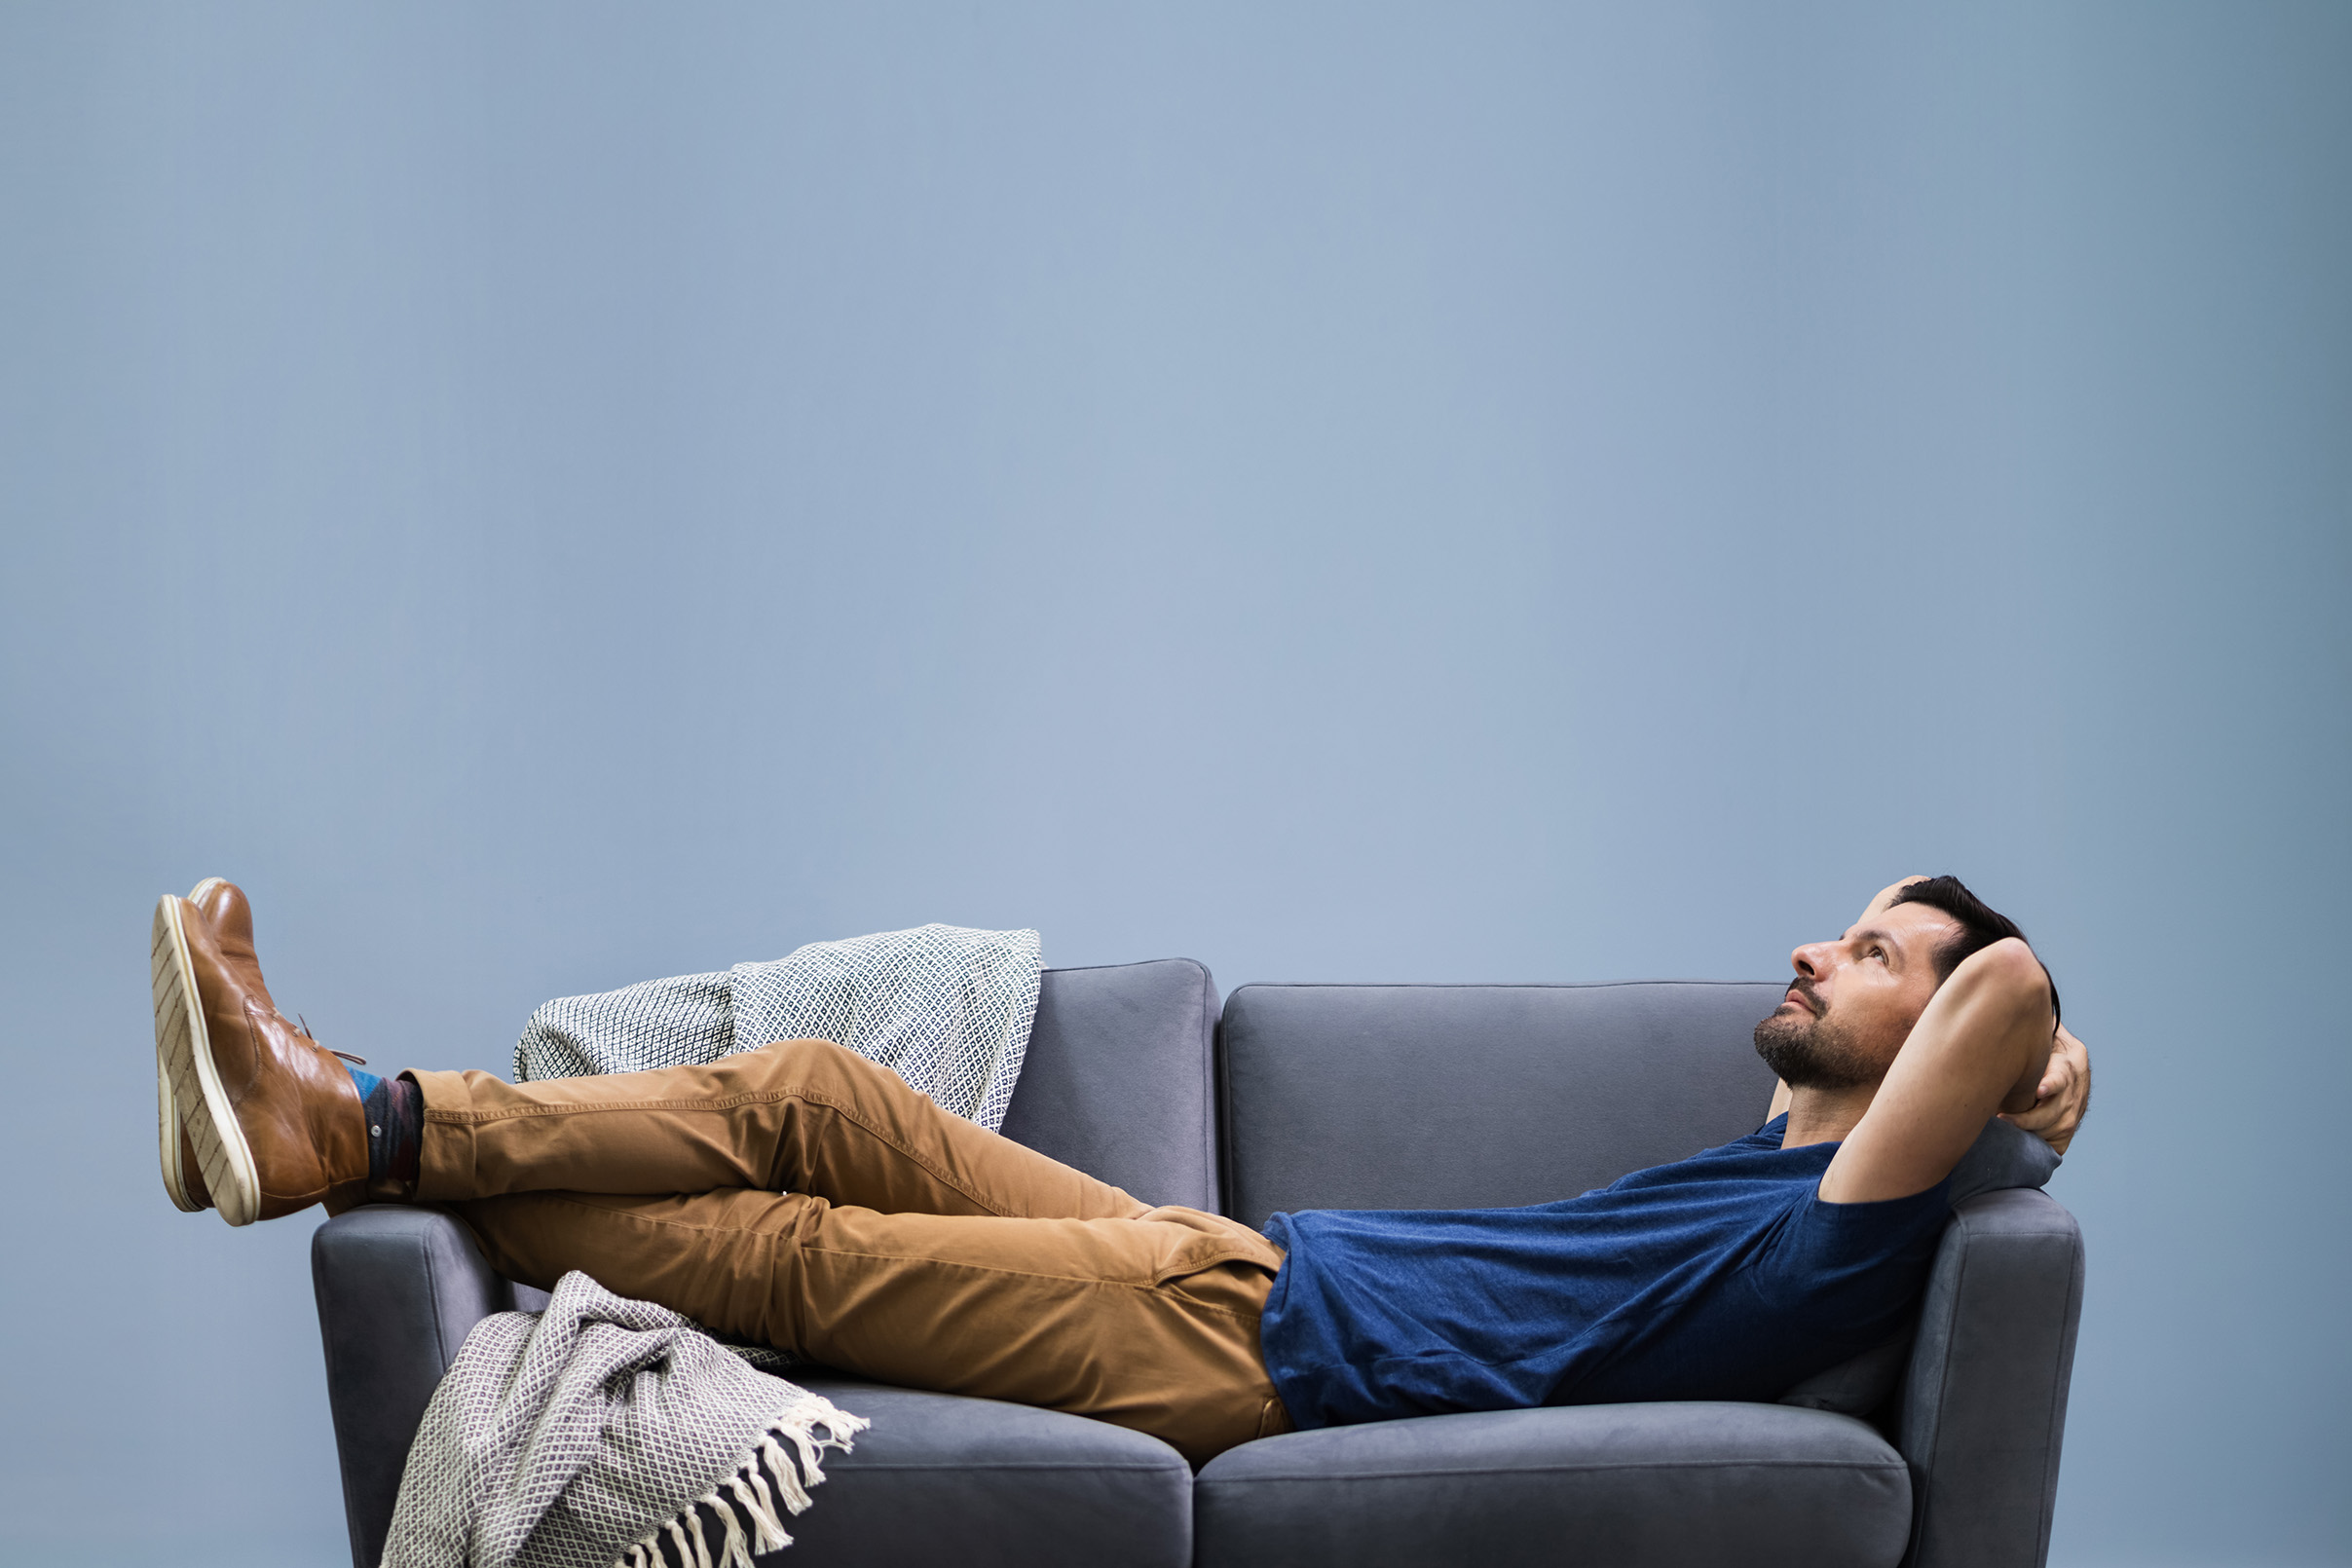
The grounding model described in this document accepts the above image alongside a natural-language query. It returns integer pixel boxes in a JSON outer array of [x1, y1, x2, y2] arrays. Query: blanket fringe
[[610, 1401, 871, 1568]]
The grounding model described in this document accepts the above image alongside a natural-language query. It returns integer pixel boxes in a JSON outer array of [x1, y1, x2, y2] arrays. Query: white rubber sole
[[151, 891, 260, 1226], [154, 877, 226, 1213]]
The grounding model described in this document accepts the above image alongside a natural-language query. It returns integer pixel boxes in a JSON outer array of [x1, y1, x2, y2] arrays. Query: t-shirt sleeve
[[1753, 1182, 1953, 1337]]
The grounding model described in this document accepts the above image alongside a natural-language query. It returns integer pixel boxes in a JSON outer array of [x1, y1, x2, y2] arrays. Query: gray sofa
[[313, 960, 2083, 1568]]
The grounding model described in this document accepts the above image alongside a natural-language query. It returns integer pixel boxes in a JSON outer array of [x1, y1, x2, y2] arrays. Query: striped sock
[[356, 1074, 423, 1186]]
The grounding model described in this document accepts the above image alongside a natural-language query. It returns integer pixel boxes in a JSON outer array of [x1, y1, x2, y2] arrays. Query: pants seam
[[804, 1245, 1267, 1325], [429, 1089, 848, 1123], [509, 1197, 1265, 1325], [444, 1085, 1033, 1219]]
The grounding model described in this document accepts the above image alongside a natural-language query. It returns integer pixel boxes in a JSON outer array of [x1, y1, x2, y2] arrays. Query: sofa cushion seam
[[1203, 1458, 1909, 1483], [832, 1461, 1187, 1474]]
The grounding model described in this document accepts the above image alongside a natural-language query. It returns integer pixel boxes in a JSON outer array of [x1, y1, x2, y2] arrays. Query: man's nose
[[1790, 943, 1830, 979]]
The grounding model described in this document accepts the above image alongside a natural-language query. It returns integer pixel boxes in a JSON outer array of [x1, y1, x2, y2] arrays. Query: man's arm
[[1818, 938, 2055, 1204], [1771, 1022, 2088, 1149]]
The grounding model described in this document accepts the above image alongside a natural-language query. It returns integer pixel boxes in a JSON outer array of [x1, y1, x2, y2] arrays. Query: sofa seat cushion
[[752, 1376, 1193, 1568], [1192, 1401, 1911, 1568]]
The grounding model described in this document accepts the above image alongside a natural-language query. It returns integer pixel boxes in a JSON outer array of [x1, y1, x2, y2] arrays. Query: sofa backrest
[[1219, 981, 1783, 1228], [997, 958, 1222, 1212]]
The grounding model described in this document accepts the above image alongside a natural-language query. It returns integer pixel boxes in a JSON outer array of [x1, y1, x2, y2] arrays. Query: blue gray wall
[[3, 4, 2344, 1564]]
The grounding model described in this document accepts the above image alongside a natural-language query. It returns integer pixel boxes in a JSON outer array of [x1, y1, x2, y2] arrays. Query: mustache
[[1785, 978, 1826, 1016]]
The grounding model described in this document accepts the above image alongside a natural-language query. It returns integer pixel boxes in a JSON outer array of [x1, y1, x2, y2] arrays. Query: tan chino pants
[[409, 1037, 1291, 1464]]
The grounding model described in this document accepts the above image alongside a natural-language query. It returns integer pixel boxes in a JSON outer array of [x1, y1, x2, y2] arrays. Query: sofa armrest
[[312, 1205, 521, 1568], [1895, 1188, 2085, 1568]]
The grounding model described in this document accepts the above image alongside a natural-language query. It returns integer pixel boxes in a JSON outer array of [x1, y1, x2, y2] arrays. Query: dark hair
[[1887, 876, 2060, 1025]]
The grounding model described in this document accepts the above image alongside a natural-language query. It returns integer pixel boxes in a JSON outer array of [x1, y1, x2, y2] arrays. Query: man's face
[[1753, 900, 1962, 1091]]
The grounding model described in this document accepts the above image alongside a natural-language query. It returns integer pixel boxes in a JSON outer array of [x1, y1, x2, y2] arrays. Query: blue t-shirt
[[1257, 1115, 1952, 1429]]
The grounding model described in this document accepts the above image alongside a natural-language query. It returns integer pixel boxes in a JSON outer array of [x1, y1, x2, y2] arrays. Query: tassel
[[729, 1471, 791, 1554], [779, 1423, 834, 1496], [715, 1492, 751, 1568], [758, 1435, 814, 1516], [688, 1508, 716, 1568]]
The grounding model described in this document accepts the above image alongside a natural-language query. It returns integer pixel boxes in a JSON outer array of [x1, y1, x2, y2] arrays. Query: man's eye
[[1868, 948, 1885, 961]]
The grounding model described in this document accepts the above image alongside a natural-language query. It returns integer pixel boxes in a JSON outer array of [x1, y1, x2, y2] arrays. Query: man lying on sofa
[[152, 874, 2086, 1466]]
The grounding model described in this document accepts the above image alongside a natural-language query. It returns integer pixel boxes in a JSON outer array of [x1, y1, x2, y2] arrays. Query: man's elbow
[[1960, 938, 2053, 1026]]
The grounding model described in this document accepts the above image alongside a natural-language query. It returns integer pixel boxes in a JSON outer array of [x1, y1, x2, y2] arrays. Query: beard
[[1753, 986, 1881, 1092]]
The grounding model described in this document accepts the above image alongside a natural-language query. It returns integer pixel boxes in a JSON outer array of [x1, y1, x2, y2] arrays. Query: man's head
[[1753, 876, 2049, 1092]]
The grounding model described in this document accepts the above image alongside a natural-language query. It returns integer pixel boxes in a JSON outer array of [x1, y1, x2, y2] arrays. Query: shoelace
[[284, 1010, 366, 1066]]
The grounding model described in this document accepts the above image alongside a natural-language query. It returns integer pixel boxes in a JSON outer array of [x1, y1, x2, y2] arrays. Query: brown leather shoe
[[150, 882, 367, 1225]]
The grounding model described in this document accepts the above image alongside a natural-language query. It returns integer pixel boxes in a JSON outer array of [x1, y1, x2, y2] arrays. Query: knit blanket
[[513, 923, 1043, 1133], [383, 1271, 869, 1568]]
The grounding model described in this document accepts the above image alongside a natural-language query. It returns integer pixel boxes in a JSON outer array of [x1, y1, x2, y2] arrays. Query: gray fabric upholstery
[[1779, 1325, 1917, 1416], [752, 1377, 1191, 1567], [1947, 1116, 2063, 1205], [999, 959, 1220, 1211], [1895, 1188, 2084, 1568], [1218, 981, 1783, 1228], [1194, 1401, 1911, 1568], [312, 1205, 530, 1568]]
